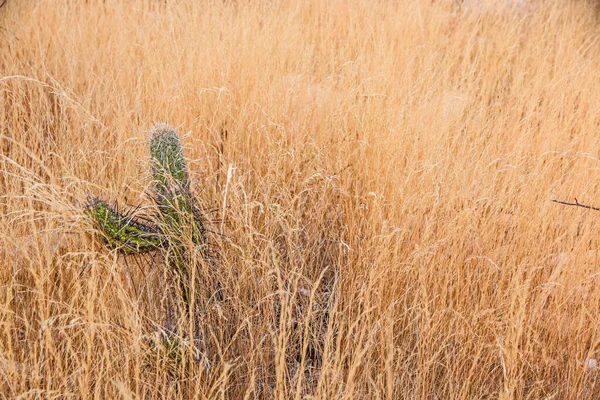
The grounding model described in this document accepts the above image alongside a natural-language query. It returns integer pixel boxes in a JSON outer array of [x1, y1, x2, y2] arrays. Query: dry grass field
[[2, 0, 600, 398]]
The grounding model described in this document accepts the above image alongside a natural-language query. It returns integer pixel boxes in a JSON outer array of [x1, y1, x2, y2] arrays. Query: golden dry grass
[[2, 0, 600, 398]]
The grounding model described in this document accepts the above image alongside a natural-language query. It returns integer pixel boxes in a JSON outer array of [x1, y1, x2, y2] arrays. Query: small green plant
[[148, 329, 200, 378], [85, 123, 208, 306]]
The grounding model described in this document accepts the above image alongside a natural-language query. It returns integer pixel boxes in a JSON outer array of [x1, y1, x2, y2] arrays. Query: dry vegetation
[[2, 0, 600, 398]]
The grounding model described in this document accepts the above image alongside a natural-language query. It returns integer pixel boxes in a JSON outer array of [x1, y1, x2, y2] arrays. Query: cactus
[[85, 123, 209, 304], [85, 198, 162, 254], [149, 122, 191, 194], [84, 123, 213, 377], [149, 123, 206, 248], [148, 328, 207, 379], [147, 124, 207, 307]]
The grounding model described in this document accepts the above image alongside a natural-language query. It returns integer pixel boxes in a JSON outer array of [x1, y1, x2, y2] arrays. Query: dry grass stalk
[[2, 0, 600, 397]]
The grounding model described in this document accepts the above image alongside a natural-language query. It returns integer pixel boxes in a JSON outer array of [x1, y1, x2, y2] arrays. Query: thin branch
[[552, 198, 600, 211]]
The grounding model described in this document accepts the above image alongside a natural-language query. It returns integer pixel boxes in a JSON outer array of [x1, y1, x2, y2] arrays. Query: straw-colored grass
[[2, 0, 600, 398]]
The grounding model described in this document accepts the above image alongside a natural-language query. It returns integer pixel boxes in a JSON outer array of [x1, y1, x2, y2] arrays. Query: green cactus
[[85, 198, 162, 254], [84, 123, 213, 376], [149, 328, 206, 379], [85, 123, 209, 306], [149, 122, 190, 200], [149, 123, 206, 248], [147, 124, 207, 308]]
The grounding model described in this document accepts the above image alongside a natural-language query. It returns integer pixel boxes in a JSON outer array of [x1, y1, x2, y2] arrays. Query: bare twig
[[552, 198, 600, 211]]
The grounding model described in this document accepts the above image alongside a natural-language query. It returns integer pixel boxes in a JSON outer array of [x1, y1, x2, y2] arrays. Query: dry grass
[[2, 0, 600, 398]]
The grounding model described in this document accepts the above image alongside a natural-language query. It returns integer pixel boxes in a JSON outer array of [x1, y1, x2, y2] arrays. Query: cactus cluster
[[85, 123, 207, 302]]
